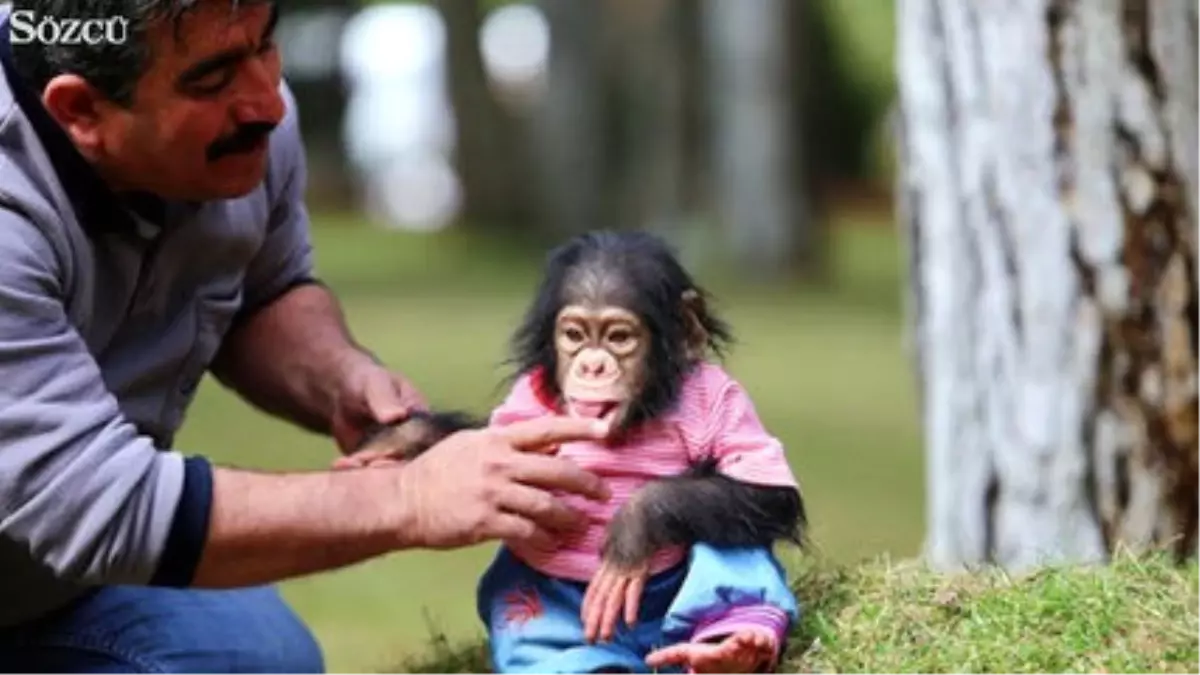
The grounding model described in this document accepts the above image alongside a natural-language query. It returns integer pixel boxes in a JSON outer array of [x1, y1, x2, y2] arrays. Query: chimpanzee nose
[[578, 352, 609, 378]]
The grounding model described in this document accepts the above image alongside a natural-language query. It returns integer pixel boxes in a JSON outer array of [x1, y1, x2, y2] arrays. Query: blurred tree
[[462, 0, 879, 265], [702, 0, 820, 280], [529, 0, 608, 236], [602, 0, 687, 237], [898, 0, 1198, 570], [532, 0, 704, 241], [277, 0, 358, 210], [802, 0, 896, 188], [434, 0, 539, 235], [676, 0, 710, 225]]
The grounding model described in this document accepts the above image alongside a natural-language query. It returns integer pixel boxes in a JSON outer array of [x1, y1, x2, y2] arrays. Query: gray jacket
[[0, 6, 317, 627]]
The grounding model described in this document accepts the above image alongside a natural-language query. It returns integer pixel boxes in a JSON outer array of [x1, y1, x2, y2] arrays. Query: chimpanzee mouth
[[566, 399, 621, 423]]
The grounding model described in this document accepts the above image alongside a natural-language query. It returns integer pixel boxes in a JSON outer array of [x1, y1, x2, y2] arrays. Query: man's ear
[[681, 289, 709, 360], [41, 74, 109, 159]]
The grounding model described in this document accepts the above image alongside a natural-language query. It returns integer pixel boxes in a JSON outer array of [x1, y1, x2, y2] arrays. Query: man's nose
[[231, 59, 285, 125]]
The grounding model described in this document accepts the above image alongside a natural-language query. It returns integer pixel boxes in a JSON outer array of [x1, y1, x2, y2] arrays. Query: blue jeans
[[0, 585, 324, 673], [476, 544, 799, 673]]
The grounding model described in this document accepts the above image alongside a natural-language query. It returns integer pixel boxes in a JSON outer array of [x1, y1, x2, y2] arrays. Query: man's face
[[57, 2, 285, 201]]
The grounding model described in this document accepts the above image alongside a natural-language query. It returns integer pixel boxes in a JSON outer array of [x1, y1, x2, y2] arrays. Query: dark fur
[[508, 230, 734, 431], [603, 457, 808, 570], [355, 409, 483, 459]]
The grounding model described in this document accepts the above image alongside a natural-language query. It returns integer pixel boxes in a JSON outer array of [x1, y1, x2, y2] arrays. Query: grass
[[794, 548, 1199, 673], [398, 549, 1200, 673], [174, 211, 926, 671]]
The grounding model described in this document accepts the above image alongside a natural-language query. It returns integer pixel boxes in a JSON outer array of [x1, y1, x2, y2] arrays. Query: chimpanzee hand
[[581, 491, 661, 642], [581, 557, 650, 643], [330, 360, 428, 454], [333, 410, 487, 470]]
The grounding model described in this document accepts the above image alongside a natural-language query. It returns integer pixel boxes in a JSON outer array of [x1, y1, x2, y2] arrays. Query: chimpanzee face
[[553, 302, 649, 428], [509, 231, 734, 438]]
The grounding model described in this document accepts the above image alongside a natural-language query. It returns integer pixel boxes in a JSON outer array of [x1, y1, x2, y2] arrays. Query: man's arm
[[0, 208, 405, 588], [211, 281, 376, 437], [190, 464, 409, 587], [208, 82, 381, 437], [0, 209, 609, 589]]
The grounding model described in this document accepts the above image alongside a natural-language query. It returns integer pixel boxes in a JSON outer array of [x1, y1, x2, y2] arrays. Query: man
[[0, 0, 613, 671]]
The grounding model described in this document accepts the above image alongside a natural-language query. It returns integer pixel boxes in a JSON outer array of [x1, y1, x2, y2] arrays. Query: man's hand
[[581, 558, 650, 643], [331, 448, 400, 471], [330, 359, 428, 454], [193, 413, 614, 588], [393, 415, 614, 550]]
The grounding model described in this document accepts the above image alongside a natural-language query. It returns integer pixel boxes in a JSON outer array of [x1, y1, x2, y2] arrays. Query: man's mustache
[[206, 121, 277, 161]]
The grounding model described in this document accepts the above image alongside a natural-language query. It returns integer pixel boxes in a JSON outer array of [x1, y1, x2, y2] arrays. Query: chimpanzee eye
[[607, 329, 631, 346], [563, 327, 585, 343]]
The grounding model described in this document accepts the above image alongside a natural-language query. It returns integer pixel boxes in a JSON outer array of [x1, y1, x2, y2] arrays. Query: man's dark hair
[[8, 0, 266, 106]]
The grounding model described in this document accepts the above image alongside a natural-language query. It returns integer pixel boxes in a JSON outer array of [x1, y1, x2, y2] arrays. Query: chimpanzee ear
[[681, 289, 708, 360]]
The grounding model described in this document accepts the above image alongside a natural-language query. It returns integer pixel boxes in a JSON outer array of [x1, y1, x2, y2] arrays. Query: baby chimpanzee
[[354, 231, 806, 673]]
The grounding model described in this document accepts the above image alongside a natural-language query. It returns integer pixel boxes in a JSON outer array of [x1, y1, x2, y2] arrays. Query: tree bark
[[898, 0, 1197, 571]]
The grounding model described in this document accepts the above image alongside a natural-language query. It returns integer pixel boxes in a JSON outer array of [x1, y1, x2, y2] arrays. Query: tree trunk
[[435, 0, 537, 233], [276, 2, 359, 210], [530, 0, 608, 236], [702, 0, 813, 279], [677, 0, 710, 227], [603, 0, 686, 236], [898, 0, 1197, 571]]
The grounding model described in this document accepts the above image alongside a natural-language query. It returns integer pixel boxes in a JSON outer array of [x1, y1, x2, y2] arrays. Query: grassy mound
[[394, 550, 1199, 673], [788, 550, 1198, 673]]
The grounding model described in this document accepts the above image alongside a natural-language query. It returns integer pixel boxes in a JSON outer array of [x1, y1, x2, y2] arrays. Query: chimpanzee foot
[[644, 629, 778, 673]]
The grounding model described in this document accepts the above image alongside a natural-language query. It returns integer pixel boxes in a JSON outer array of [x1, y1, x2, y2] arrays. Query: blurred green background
[[173, 0, 922, 671]]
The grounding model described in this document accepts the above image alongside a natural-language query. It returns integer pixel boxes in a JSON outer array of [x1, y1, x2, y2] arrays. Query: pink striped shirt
[[489, 361, 798, 582]]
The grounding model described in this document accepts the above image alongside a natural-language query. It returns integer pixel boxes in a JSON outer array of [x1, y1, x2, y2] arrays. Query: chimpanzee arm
[[350, 374, 554, 460], [353, 410, 484, 460], [601, 459, 805, 666], [602, 369, 808, 570], [601, 457, 806, 571]]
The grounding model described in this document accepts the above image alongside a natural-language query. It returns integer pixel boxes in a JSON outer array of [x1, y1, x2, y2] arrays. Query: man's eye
[[190, 70, 235, 95]]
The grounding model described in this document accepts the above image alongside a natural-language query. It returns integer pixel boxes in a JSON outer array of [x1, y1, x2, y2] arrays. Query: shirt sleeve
[[0, 208, 212, 588], [697, 377, 798, 489], [233, 80, 318, 323], [690, 605, 790, 670]]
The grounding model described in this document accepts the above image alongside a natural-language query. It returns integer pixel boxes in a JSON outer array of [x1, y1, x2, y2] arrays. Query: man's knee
[[6, 585, 324, 673]]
